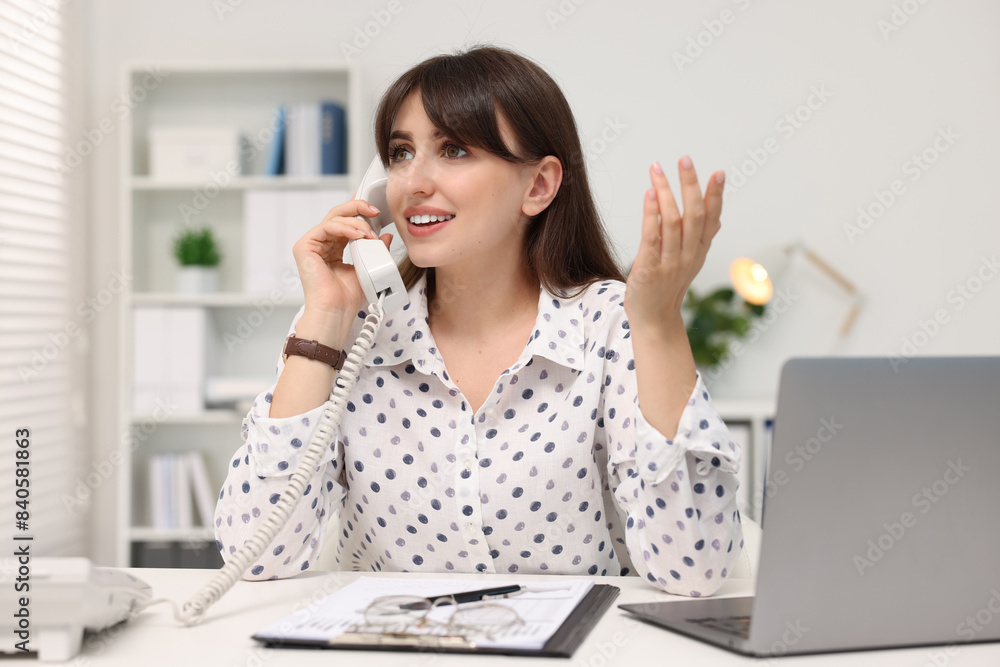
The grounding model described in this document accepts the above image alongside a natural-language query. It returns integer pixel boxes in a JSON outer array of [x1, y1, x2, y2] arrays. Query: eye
[[388, 144, 413, 162], [442, 143, 468, 159]]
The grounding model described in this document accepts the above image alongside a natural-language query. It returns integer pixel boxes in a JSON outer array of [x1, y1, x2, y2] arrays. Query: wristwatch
[[282, 335, 344, 370]]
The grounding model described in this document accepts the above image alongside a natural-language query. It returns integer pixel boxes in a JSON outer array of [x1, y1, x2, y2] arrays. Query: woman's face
[[385, 91, 537, 275]]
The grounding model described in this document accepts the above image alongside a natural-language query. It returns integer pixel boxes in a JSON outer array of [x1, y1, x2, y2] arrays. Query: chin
[[403, 250, 435, 269]]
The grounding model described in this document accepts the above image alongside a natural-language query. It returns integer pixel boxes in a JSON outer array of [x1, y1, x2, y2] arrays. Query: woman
[[215, 45, 742, 596]]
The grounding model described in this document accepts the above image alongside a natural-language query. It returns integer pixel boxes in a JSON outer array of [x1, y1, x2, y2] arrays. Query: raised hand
[[625, 156, 725, 332]]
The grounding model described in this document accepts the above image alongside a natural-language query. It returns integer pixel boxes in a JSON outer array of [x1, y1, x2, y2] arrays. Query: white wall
[[81, 0, 1000, 563]]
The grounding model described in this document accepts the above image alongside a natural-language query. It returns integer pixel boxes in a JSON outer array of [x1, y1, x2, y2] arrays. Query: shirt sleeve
[[602, 305, 744, 597], [213, 306, 348, 581]]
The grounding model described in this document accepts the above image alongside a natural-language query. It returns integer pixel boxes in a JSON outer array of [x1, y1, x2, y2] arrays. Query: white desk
[[26, 569, 1000, 666]]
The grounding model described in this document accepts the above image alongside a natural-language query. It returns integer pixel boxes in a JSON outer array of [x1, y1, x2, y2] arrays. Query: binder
[[252, 581, 620, 658], [320, 101, 346, 174]]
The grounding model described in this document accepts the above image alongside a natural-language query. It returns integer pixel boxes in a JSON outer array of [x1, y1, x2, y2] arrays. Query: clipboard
[[252, 583, 620, 658]]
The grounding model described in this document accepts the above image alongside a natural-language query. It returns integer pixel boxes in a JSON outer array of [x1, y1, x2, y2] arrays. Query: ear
[[522, 156, 563, 218]]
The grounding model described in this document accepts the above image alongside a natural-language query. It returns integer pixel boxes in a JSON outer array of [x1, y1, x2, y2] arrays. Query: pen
[[399, 585, 523, 609]]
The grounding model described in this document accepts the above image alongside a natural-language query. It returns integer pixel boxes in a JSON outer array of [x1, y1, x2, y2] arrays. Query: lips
[[402, 207, 455, 237], [406, 215, 452, 237]]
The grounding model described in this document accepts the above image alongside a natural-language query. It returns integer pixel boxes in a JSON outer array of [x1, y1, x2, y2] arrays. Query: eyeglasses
[[357, 594, 525, 641]]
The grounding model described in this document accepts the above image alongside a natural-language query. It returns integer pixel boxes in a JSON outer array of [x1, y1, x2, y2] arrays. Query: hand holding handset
[[349, 157, 408, 313], [171, 158, 407, 628]]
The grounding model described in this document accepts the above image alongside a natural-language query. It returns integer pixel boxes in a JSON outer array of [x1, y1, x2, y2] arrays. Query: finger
[[677, 155, 706, 262], [325, 216, 380, 241], [638, 186, 661, 268], [702, 171, 725, 245], [322, 199, 381, 226], [651, 162, 681, 263], [299, 220, 375, 264], [380, 233, 393, 252]]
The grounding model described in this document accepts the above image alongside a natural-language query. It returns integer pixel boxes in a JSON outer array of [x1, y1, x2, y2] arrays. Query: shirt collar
[[363, 273, 588, 374]]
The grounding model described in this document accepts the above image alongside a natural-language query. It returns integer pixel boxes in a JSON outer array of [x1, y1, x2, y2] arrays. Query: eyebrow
[[389, 128, 449, 142]]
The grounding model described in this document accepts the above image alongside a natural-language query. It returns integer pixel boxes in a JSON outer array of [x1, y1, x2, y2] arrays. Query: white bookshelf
[[116, 62, 362, 567]]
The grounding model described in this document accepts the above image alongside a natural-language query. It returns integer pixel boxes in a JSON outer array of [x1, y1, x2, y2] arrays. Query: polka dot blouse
[[215, 275, 744, 596]]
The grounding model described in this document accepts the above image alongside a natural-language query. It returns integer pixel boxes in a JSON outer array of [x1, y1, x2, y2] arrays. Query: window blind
[[0, 0, 86, 556]]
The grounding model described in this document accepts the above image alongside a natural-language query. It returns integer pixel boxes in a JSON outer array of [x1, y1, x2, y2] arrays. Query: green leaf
[[731, 316, 751, 337], [706, 287, 735, 304], [173, 226, 222, 266]]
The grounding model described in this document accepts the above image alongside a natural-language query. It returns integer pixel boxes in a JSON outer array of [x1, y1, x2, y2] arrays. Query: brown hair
[[374, 45, 625, 295]]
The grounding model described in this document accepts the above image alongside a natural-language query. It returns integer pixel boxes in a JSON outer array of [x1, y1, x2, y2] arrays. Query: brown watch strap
[[283, 335, 344, 370]]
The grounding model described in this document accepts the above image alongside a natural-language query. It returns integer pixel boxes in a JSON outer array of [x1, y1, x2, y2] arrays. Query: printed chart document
[[253, 577, 596, 651]]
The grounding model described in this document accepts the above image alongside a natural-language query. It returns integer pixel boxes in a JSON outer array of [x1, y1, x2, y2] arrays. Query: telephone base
[[0, 557, 152, 662]]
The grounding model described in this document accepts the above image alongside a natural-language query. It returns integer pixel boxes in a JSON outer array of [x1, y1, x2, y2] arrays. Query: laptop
[[619, 357, 1000, 657]]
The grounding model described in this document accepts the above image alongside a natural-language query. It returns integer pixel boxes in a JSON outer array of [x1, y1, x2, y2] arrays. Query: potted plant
[[683, 286, 766, 380], [173, 226, 222, 293]]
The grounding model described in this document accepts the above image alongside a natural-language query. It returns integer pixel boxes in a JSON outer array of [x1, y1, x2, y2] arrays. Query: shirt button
[[464, 459, 473, 470], [466, 523, 476, 533]]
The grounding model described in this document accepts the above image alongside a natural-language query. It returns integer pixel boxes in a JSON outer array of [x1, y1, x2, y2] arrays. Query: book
[[133, 307, 206, 415], [148, 455, 168, 529], [132, 307, 167, 415], [185, 451, 217, 528], [285, 103, 321, 176], [264, 104, 286, 176], [149, 451, 207, 529], [173, 452, 193, 529], [165, 308, 206, 414], [284, 101, 346, 176], [320, 101, 346, 175], [242, 188, 352, 296]]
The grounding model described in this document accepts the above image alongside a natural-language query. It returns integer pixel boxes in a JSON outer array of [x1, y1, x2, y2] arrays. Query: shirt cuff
[[242, 387, 338, 477], [634, 372, 741, 485]]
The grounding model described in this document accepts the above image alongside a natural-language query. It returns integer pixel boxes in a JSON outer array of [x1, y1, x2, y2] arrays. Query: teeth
[[408, 214, 454, 225]]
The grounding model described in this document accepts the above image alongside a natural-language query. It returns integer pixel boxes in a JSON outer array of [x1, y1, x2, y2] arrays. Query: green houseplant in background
[[173, 226, 222, 293], [683, 286, 766, 374]]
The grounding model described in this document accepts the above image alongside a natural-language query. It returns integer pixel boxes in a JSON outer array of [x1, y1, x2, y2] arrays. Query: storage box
[[149, 126, 247, 180]]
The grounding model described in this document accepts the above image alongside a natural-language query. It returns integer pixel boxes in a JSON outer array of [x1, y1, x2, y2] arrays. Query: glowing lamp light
[[730, 257, 774, 306]]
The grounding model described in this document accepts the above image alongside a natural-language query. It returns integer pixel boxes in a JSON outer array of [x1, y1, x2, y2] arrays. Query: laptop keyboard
[[689, 615, 751, 638]]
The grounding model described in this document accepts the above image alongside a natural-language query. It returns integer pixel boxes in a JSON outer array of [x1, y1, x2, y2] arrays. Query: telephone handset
[[165, 158, 406, 630], [348, 157, 409, 313]]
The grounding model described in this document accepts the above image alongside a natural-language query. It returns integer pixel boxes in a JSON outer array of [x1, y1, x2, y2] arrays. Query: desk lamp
[[729, 242, 863, 340]]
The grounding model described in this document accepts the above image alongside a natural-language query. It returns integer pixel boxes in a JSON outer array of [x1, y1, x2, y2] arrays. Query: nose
[[397, 152, 435, 198]]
